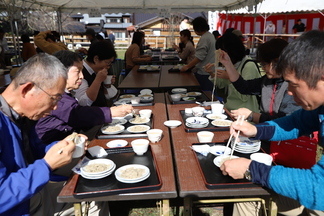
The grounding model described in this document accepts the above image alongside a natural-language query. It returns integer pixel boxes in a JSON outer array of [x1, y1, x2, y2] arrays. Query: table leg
[[73, 202, 82, 216], [162, 199, 170, 216], [183, 197, 192, 216]]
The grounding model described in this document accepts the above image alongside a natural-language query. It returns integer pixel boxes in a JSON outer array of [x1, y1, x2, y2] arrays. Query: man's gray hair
[[13, 53, 67, 89]]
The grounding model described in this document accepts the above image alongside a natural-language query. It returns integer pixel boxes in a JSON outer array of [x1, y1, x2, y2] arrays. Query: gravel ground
[[109, 199, 224, 216]]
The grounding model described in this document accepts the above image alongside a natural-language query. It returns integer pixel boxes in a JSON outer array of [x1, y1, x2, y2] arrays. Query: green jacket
[[210, 56, 260, 112]]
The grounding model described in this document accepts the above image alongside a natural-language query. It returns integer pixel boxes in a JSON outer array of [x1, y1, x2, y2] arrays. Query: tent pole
[[14, 20, 22, 66], [251, 2, 257, 54]]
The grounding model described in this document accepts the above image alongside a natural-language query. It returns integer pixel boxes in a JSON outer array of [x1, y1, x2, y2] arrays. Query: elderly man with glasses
[[0, 53, 85, 215]]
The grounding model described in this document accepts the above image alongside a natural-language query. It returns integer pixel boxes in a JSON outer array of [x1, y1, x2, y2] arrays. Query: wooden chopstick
[[211, 50, 220, 102], [230, 115, 245, 159], [224, 115, 242, 156]]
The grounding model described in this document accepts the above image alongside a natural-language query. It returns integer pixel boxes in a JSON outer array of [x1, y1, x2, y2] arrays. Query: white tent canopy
[[228, 0, 324, 14], [3, 0, 263, 13]]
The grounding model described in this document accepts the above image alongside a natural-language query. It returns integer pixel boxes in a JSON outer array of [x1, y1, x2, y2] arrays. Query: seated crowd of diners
[[1, 18, 324, 216]]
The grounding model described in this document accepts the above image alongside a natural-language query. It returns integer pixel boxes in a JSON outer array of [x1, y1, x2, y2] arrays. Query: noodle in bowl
[[127, 125, 150, 133], [101, 124, 125, 134]]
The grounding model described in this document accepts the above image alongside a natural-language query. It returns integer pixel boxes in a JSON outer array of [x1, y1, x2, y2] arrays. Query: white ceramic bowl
[[171, 94, 181, 101], [131, 139, 150, 155], [214, 155, 239, 167], [146, 129, 163, 143], [139, 109, 152, 118], [191, 107, 205, 117], [197, 131, 214, 143], [250, 153, 273, 166]]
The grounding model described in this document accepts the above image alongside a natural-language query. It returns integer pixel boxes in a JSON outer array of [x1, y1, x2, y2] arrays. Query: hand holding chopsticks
[[227, 115, 245, 159]]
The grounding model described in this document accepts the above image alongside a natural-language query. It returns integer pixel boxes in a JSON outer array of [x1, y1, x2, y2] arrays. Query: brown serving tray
[[168, 90, 210, 104], [96, 115, 154, 139], [180, 110, 233, 132], [73, 146, 162, 199], [191, 142, 261, 189], [137, 65, 161, 72], [115, 94, 154, 106]]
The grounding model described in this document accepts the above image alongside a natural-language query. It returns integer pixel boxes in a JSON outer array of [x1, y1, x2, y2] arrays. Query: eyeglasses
[[32, 82, 63, 105], [103, 60, 114, 67]]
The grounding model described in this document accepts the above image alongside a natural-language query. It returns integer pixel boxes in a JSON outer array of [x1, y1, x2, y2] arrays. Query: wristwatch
[[247, 111, 253, 122], [244, 169, 252, 181]]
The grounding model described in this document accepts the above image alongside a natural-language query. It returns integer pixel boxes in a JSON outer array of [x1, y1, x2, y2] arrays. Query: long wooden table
[[57, 93, 177, 215], [118, 65, 161, 90], [165, 93, 272, 215], [118, 65, 200, 91], [159, 65, 200, 89]]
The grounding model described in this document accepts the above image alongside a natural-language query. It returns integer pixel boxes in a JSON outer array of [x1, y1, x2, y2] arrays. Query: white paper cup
[[139, 109, 152, 118], [131, 97, 140, 104], [171, 94, 181, 101], [131, 139, 149, 155], [211, 103, 224, 115], [104, 75, 113, 84], [72, 136, 86, 158], [250, 153, 273, 166], [185, 108, 193, 115], [197, 131, 214, 143], [146, 129, 163, 143]]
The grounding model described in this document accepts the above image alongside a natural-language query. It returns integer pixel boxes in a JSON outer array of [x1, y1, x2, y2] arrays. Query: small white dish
[[211, 119, 233, 127], [182, 97, 196, 101], [139, 65, 147, 70], [140, 96, 154, 103], [87, 146, 108, 157], [120, 94, 136, 99], [114, 98, 132, 105], [164, 120, 182, 128], [206, 114, 227, 120], [108, 118, 128, 125], [129, 117, 150, 124], [123, 113, 134, 120], [140, 89, 152, 94], [138, 93, 153, 97], [106, 139, 128, 148], [186, 117, 209, 125], [127, 125, 151, 133], [101, 125, 125, 135], [209, 145, 232, 156], [147, 65, 160, 71], [171, 88, 187, 94], [186, 92, 202, 97], [81, 159, 115, 175], [115, 164, 150, 183]]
